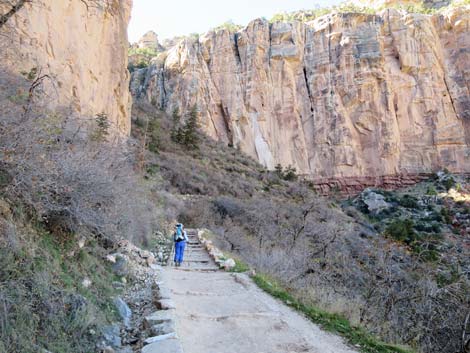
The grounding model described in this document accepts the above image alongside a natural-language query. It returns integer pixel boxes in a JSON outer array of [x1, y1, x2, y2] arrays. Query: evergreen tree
[[91, 113, 110, 142], [274, 164, 284, 178], [284, 165, 298, 181], [147, 118, 161, 153], [181, 104, 200, 148], [170, 106, 182, 142]]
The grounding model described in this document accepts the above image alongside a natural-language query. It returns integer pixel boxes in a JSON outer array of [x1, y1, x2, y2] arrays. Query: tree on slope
[[180, 104, 200, 149]]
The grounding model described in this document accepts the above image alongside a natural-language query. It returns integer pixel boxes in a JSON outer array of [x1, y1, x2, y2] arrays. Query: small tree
[[147, 118, 161, 153], [180, 105, 199, 149], [91, 113, 110, 142], [170, 106, 182, 143], [284, 165, 298, 181], [274, 164, 283, 178]]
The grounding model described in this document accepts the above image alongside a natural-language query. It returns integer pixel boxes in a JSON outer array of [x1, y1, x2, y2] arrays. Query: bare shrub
[[181, 190, 469, 353], [0, 74, 158, 246]]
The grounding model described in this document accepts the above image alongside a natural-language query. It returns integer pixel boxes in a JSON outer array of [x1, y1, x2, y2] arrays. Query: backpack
[[175, 227, 185, 242]]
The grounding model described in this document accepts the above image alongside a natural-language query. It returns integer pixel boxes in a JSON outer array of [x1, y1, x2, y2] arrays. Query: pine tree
[[91, 113, 110, 142], [181, 104, 199, 148], [170, 106, 182, 142], [284, 165, 298, 181], [274, 164, 284, 178], [147, 118, 161, 153]]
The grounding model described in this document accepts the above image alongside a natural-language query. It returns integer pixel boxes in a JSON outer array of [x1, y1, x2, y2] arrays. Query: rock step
[[184, 259, 210, 264], [177, 267, 219, 272], [185, 254, 212, 258], [141, 338, 183, 353]]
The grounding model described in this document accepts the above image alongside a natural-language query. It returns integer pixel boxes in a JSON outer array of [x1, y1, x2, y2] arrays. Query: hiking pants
[[174, 241, 186, 263]]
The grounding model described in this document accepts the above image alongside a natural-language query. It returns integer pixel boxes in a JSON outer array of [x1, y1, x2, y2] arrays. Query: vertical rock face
[[0, 0, 133, 134], [134, 6, 470, 180]]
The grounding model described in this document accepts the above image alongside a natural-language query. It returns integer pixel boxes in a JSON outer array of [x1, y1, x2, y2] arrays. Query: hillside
[[131, 101, 470, 353]]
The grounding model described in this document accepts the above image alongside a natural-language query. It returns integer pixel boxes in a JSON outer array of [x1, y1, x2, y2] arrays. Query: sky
[[128, 0, 342, 43]]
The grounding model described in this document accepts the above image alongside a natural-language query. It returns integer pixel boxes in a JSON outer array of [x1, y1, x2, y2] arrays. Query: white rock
[[78, 237, 86, 248], [139, 250, 152, 258], [223, 258, 236, 270], [106, 254, 116, 263], [144, 332, 177, 345], [82, 277, 92, 288]]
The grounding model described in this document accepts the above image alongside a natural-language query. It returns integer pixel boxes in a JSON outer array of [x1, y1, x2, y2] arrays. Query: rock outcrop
[[137, 30, 164, 51], [352, 0, 451, 9], [0, 0, 133, 134], [133, 5, 470, 182]]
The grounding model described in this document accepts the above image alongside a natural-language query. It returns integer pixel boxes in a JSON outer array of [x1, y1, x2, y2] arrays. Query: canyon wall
[[0, 0, 133, 134], [133, 6, 470, 182]]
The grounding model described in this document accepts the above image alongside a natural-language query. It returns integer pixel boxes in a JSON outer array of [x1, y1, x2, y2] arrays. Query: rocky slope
[[133, 5, 470, 187], [0, 0, 133, 134]]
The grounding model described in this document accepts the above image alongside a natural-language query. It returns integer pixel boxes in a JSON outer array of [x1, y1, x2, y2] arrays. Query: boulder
[[362, 190, 391, 214], [101, 324, 121, 348], [139, 250, 152, 259], [112, 255, 128, 276], [113, 297, 132, 328], [223, 258, 236, 271]]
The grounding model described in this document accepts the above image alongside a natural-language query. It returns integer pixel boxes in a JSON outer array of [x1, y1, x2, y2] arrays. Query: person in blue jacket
[[173, 223, 188, 267]]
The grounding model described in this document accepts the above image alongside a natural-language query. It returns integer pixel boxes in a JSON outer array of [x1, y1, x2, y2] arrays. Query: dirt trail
[[160, 230, 359, 353]]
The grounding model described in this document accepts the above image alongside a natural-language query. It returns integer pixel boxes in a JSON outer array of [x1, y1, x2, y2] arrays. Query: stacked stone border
[[197, 230, 236, 271]]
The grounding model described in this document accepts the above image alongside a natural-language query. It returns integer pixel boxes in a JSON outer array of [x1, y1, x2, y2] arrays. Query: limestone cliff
[[133, 6, 470, 187], [0, 0, 133, 134]]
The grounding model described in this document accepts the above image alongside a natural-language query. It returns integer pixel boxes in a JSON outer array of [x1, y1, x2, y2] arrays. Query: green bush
[[274, 164, 298, 181], [441, 208, 453, 224], [426, 185, 437, 196], [442, 177, 456, 191], [147, 118, 162, 153], [128, 47, 159, 57], [229, 258, 250, 273], [213, 20, 242, 33], [385, 219, 416, 244], [414, 221, 441, 234], [398, 194, 420, 209]]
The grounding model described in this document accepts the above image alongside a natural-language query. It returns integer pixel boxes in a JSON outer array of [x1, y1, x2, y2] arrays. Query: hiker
[[173, 223, 188, 267]]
